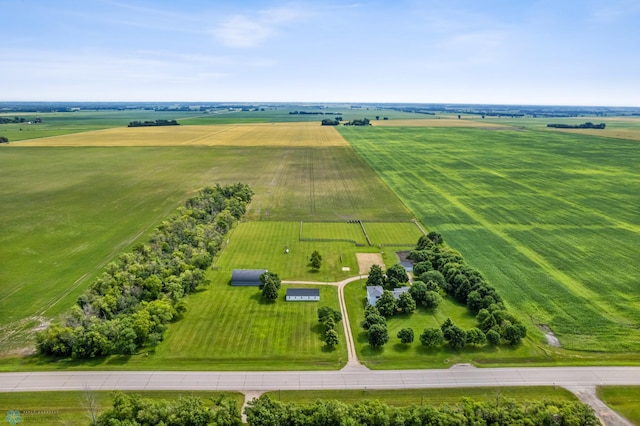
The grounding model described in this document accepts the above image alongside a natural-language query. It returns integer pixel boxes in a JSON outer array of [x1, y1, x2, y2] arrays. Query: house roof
[[286, 288, 320, 297], [366, 286, 384, 299], [231, 269, 267, 285]]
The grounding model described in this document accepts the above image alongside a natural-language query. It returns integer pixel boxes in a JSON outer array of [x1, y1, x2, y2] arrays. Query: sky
[[1, 0, 639, 106]]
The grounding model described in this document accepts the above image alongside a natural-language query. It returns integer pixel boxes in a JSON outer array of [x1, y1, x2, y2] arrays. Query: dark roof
[[286, 288, 320, 297], [231, 269, 267, 286]]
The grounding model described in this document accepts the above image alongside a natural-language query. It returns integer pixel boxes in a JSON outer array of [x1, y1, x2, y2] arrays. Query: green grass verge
[[341, 125, 640, 352], [0, 390, 242, 425], [263, 386, 577, 407], [597, 386, 640, 424]]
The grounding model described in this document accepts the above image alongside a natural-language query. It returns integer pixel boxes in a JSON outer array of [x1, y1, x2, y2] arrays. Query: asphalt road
[[3, 366, 640, 393]]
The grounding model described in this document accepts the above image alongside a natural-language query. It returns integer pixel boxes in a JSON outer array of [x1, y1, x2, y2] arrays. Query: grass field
[[341, 125, 640, 352], [263, 386, 577, 407], [0, 390, 242, 425], [597, 386, 640, 424]]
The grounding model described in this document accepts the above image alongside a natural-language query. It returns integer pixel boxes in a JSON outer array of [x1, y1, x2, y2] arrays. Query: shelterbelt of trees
[[37, 183, 253, 358], [245, 395, 599, 425]]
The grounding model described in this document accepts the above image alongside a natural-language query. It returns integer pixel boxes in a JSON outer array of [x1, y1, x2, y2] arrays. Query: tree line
[[127, 119, 179, 127], [547, 122, 606, 129], [36, 183, 253, 358], [245, 394, 599, 425]]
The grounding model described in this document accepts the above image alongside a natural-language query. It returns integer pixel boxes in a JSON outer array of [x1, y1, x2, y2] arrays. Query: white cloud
[[212, 5, 311, 48]]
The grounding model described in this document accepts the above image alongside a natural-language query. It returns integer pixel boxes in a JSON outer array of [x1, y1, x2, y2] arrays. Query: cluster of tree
[[0, 136, 8, 143], [127, 119, 179, 127], [343, 118, 371, 126], [318, 306, 342, 348], [361, 305, 389, 348], [245, 394, 599, 426], [259, 272, 282, 302], [321, 118, 340, 126], [367, 263, 409, 290], [36, 183, 253, 358], [407, 232, 527, 346], [547, 122, 606, 129], [308, 250, 322, 270], [0, 116, 41, 124], [96, 392, 241, 426]]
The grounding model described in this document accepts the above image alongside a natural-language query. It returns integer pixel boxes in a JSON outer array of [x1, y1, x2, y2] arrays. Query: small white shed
[[286, 288, 320, 301]]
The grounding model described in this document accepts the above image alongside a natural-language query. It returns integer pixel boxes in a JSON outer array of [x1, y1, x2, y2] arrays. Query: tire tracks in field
[[417, 164, 632, 328]]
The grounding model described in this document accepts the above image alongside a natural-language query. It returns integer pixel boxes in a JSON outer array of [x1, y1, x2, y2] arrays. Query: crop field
[[0, 122, 412, 358], [0, 109, 206, 142], [341, 125, 640, 352], [14, 122, 349, 147]]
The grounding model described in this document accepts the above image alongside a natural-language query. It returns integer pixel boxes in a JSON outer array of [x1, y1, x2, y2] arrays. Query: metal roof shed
[[230, 269, 267, 286]]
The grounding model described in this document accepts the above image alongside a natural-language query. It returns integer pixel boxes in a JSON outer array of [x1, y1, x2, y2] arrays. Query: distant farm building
[[286, 288, 320, 301], [230, 269, 267, 286], [366, 285, 410, 306]]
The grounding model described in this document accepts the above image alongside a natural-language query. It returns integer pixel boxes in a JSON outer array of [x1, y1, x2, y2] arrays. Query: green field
[[0, 129, 411, 358], [341, 125, 640, 352], [0, 390, 242, 425], [597, 386, 640, 424], [264, 386, 577, 407]]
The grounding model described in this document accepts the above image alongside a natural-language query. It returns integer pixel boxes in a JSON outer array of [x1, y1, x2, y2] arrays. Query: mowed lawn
[[153, 281, 346, 370], [344, 281, 546, 369], [341, 125, 640, 352]]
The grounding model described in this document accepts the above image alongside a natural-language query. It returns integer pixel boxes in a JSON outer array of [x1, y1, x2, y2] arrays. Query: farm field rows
[[341, 125, 640, 352]]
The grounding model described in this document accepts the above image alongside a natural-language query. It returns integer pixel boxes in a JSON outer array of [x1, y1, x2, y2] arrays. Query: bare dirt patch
[[538, 324, 561, 348], [356, 253, 384, 275]]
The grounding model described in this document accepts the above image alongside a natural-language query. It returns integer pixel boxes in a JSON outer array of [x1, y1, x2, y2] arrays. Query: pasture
[[341, 125, 640, 352]]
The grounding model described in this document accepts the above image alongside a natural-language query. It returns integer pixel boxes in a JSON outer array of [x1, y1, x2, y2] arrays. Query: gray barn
[[230, 269, 267, 286]]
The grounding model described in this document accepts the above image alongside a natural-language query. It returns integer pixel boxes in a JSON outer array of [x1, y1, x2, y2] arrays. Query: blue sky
[[1, 0, 638, 105]]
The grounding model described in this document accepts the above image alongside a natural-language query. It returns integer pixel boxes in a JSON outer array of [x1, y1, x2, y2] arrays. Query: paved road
[[3, 366, 640, 393]]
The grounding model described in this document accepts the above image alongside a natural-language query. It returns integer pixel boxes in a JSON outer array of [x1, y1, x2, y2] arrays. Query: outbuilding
[[230, 269, 267, 286], [286, 288, 320, 301]]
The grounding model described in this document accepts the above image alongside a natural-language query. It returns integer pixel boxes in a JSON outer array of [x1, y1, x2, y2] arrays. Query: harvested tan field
[[15, 122, 349, 147], [547, 127, 640, 141], [371, 118, 520, 129]]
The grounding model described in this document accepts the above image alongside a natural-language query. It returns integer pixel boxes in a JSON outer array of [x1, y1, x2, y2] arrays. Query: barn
[[285, 288, 320, 301], [230, 269, 267, 286]]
